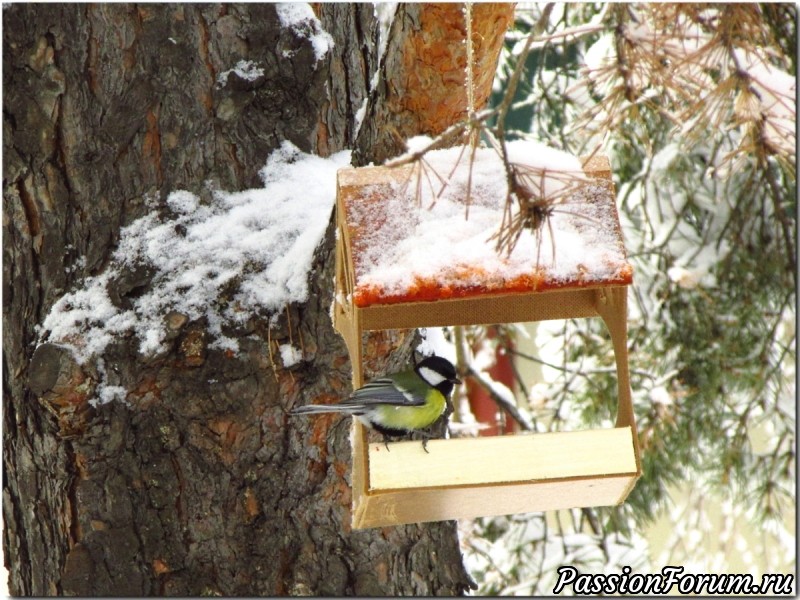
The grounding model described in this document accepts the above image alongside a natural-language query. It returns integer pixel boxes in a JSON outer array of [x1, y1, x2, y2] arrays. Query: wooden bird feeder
[[333, 153, 640, 529]]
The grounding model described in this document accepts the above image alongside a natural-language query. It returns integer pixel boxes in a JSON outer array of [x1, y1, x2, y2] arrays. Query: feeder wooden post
[[596, 286, 636, 431]]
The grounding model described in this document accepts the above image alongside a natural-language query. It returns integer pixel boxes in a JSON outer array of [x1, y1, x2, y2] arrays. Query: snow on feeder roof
[[338, 141, 632, 308]]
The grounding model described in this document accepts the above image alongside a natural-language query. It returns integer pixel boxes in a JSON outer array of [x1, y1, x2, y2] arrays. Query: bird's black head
[[415, 355, 462, 397]]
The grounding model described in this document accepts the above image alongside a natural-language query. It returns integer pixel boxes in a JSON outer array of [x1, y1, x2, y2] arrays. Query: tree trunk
[[354, 3, 514, 164], [3, 3, 510, 595]]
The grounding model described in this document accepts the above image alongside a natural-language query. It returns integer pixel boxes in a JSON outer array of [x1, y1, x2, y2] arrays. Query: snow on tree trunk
[[3, 3, 510, 595]]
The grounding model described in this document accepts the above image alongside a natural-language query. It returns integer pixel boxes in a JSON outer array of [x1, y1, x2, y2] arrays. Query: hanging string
[[464, 2, 478, 149]]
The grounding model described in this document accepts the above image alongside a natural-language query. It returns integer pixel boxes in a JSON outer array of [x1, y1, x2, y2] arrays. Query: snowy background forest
[[456, 4, 796, 592]]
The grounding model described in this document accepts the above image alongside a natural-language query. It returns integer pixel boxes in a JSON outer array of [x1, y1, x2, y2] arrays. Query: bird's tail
[[290, 404, 359, 416]]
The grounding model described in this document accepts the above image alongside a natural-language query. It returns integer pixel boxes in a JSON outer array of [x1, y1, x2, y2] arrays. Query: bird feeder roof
[[337, 142, 632, 308]]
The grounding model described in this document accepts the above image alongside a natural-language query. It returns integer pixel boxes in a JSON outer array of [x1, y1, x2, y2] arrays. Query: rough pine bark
[[4, 2, 511, 595], [354, 3, 515, 165]]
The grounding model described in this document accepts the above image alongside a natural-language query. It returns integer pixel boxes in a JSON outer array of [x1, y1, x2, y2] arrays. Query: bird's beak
[[452, 376, 462, 384]]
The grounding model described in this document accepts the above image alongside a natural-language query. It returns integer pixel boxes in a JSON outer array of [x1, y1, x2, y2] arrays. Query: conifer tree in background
[[459, 4, 795, 592]]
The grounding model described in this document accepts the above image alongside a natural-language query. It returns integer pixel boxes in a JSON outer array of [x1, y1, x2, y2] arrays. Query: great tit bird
[[291, 355, 461, 449]]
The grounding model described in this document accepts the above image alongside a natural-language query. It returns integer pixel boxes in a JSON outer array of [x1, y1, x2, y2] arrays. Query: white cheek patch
[[419, 366, 446, 387]]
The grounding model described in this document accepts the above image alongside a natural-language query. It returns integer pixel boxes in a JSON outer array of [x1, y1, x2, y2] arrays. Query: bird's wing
[[344, 375, 425, 407]]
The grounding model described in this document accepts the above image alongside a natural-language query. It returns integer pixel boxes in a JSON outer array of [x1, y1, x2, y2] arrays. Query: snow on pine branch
[[40, 142, 351, 364]]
